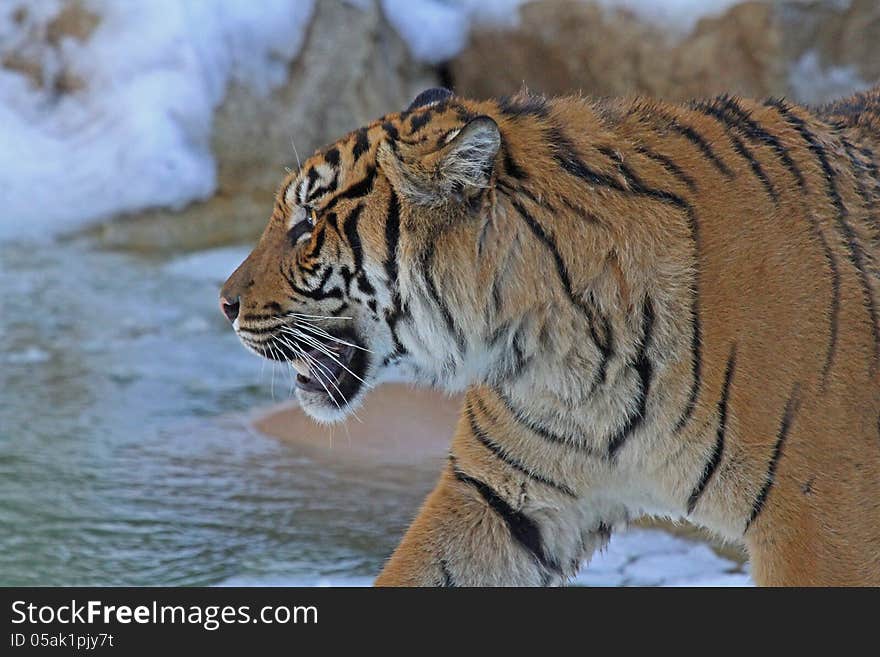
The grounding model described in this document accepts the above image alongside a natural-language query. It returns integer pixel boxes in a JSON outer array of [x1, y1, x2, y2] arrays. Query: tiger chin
[[221, 86, 880, 586]]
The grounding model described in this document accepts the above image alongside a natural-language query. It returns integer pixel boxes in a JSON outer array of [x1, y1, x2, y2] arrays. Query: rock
[[1, 0, 97, 93], [668, 1, 786, 101], [46, 0, 100, 45], [451, 0, 786, 102], [89, 0, 438, 253], [450, 0, 876, 104]]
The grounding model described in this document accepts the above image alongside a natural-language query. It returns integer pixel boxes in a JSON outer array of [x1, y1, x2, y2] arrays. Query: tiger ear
[[380, 116, 501, 207]]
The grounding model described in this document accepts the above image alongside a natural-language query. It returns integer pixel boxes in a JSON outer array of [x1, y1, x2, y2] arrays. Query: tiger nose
[[220, 296, 240, 323]]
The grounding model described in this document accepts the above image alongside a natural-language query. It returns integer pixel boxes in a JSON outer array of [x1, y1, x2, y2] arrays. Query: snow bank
[[0, 0, 314, 240]]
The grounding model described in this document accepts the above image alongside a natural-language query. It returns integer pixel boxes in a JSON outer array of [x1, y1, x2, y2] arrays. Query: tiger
[[220, 85, 880, 586]]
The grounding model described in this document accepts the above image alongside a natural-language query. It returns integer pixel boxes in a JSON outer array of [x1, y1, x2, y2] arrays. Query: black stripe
[[283, 263, 343, 302], [305, 167, 319, 195], [498, 94, 549, 118], [407, 88, 453, 112], [693, 101, 778, 202], [423, 238, 465, 351], [552, 132, 626, 191], [687, 344, 736, 514], [572, 140, 695, 216], [438, 560, 456, 587], [493, 387, 599, 456], [323, 147, 340, 167], [510, 321, 530, 374], [305, 221, 327, 259], [384, 294, 408, 359], [452, 468, 561, 575], [384, 190, 400, 285], [240, 312, 281, 323], [572, 139, 700, 434], [509, 198, 614, 381], [352, 127, 370, 161], [502, 144, 528, 180], [633, 144, 697, 192], [491, 275, 504, 315], [323, 166, 376, 212], [607, 298, 654, 457], [592, 312, 614, 389], [762, 100, 841, 386], [645, 110, 734, 179], [314, 170, 340, 198], [627, 120, 711, 429], [714, 95, 805, 189], [381, 121, 399, 143], [745, 383, 801, 531], [236, 322, 285, 336], [767, 99, 879, 372], [342, 203, 365, 272], [356, 273, 375, 295], [469, 398, 576, 497], [842, 138, 880, 253], [409, 109, 433, 133]]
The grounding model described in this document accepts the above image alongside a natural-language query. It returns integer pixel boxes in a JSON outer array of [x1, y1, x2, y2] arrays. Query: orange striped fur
[[221, 86, 880, 586]]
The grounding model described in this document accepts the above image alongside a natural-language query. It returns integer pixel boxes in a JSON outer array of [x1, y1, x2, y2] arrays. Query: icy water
[[0, 239, 437, 586]]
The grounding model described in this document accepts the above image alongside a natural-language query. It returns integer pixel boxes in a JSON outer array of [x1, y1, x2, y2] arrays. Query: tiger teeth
[[291, 360, 311, 377]]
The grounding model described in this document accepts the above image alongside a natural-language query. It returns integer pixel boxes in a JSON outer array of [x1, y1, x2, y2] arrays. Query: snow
[[216, 529, 751, 587], [597, 0, 742, 34], [788, 51, 870, 107], [573, 529, 750, 587], [381, 0, 743, 64], [0, 0, 314, 240], [380, 0, 527, 64]]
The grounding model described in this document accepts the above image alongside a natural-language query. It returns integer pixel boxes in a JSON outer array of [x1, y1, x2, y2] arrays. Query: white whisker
[[286, 312, 353, 321], [276, 334, 353, 417], [290, 135, 302, 170], [290, 322, 374, 353], [288, 329, 366, 384]]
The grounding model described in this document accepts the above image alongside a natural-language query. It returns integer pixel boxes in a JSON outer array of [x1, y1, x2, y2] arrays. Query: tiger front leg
[[375, 398, 617, 586]]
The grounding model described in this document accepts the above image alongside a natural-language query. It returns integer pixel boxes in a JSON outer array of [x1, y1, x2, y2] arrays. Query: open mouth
[[291, 343, 356, 393], [258, 328, 370, 406]]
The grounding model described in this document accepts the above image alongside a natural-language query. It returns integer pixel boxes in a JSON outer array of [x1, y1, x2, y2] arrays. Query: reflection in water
[[0, 241, 437, 585]]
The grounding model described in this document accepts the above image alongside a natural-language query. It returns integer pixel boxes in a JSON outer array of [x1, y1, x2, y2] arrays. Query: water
[[0, 239, 435, 586]]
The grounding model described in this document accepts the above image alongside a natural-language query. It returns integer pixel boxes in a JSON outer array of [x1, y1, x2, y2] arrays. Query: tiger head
[[220, 88, 509, 422]]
